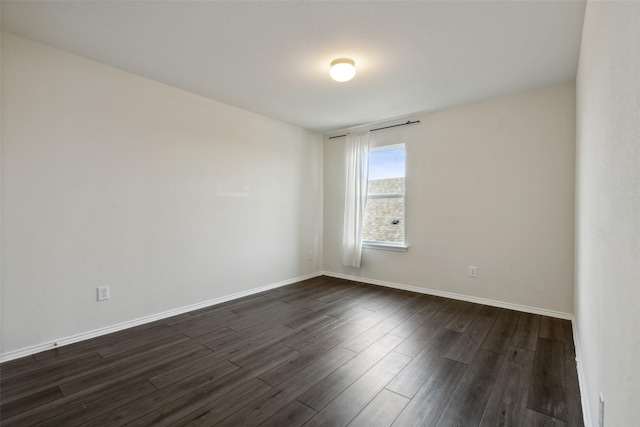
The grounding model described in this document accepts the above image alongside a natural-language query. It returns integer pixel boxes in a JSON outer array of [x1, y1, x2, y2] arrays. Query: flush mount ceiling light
[[330, 58, 356, 82]]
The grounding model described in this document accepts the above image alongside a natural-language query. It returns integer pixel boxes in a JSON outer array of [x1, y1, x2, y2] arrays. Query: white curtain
[[342, 131, 370, 268]]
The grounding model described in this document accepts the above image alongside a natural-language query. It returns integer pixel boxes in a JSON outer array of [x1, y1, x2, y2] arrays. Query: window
[[362, 144, 406, 250]]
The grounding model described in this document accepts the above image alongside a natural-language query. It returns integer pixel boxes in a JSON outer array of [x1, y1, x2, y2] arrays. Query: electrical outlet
[[599, 392, 604, 427], [307, 251, 313, 261], [469, 266, 477, 278], [97, 286, 110, 301]]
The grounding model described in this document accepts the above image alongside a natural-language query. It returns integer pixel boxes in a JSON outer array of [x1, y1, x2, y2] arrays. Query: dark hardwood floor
[[0, 276, 583, 426]]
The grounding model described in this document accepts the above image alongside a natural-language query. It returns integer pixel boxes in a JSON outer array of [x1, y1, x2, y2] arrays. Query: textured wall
[[324, 83, 576, 315], [575, 2, 640, 425], [1, 33, 323, 355]]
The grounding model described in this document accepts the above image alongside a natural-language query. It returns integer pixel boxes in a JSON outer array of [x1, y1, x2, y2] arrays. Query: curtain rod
[[328, 120, 420, 140]]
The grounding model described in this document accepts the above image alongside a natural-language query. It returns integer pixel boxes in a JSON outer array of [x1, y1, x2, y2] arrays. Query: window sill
[[363, 243, 408, 252]]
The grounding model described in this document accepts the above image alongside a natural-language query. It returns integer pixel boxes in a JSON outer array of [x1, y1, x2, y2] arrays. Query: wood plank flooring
[[0, 276, 583, 426]]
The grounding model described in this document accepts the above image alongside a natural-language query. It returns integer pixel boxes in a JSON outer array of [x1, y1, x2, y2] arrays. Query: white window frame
[[362, 143, 408, 251]]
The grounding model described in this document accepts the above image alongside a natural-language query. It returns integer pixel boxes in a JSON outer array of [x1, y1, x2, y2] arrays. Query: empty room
[[1, 1, 638, 426]]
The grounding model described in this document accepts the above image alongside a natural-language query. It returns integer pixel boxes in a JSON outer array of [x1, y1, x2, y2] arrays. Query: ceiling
[[1, 1, 586, 134]]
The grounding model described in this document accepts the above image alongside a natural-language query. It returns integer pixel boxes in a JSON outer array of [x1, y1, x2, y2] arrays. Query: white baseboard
[[571, 319, 593, 427], [0, 272, 323, 363], [322, 271, 574, 320]]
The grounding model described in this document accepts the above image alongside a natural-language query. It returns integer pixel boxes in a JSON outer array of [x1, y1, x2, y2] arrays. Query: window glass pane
[[363, 145, 405, 244], [367, 178, 404, 196], [363, 197, 404, 243], [368, 146, 405, 182]]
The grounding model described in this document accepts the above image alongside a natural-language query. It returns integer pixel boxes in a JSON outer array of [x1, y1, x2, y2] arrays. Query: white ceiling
[[1, 1, 586, 134]]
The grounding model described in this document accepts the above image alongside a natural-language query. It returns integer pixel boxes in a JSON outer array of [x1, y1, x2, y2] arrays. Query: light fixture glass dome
[[330, 58, 356, 82]]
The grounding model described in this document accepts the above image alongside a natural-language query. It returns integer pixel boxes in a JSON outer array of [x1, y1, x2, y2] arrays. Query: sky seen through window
[[368, 146, 405, 180]]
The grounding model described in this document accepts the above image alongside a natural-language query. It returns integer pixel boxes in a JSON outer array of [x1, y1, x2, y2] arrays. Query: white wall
[[575, 2, 640, 426], [324, 83, 576, 315], [0, 33, 323, 356]]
